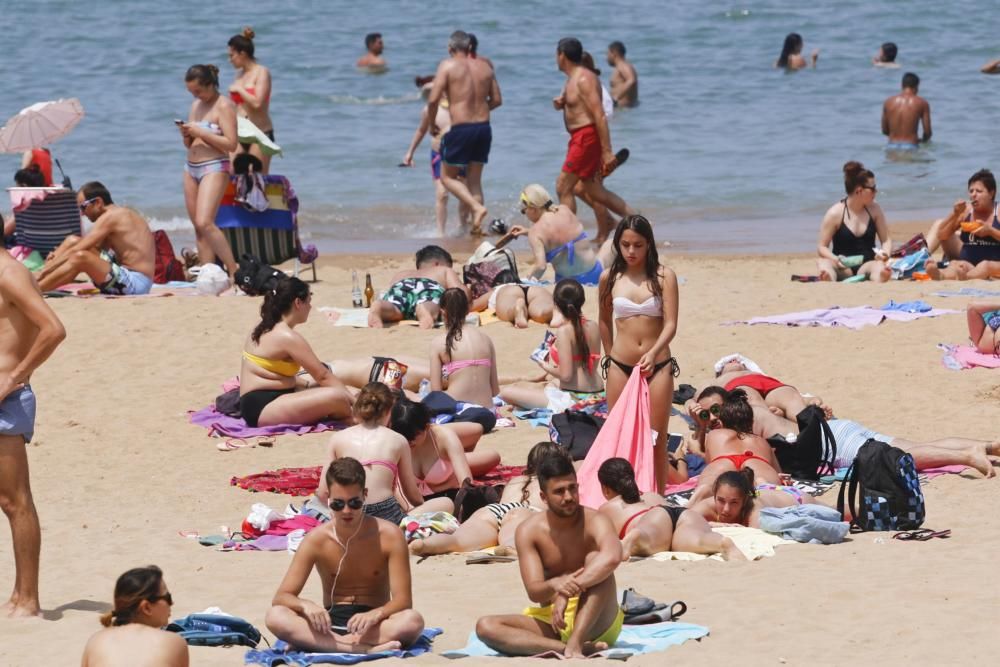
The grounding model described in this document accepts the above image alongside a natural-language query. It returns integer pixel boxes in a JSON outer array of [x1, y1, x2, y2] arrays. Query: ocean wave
[[146, 215, 192, 232]]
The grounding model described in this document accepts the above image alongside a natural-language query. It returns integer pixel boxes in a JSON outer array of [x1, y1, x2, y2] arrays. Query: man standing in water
[[426, 30, 501, 236], [0, 249, 66, 617], [881, 72, 931, 151], [555, 38, 635, 220], [606, 41, 638, 107], [357, 33, 386, 69]]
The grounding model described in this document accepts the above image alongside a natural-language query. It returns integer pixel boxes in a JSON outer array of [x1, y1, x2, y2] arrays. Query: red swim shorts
[[562, 124, 601, 179], [723, 373, 787, 398]]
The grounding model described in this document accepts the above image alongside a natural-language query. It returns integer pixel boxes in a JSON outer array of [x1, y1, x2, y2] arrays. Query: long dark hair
[[713, 468, 756, 525], [440, 288, 469, 357], [521, 442, 561, 502], [719, 388, 754, 436], [777, 33, 803, 68], [553, 278, 589, 362], [389, 394, 431, 441], [600, 215, 662, 305], [101, 565, 164, 627], [597, 457, 641, 503], [251, 276, 309, 343]]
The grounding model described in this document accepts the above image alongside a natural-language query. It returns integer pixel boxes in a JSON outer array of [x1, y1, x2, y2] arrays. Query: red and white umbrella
[[0, 98, 85, 153]]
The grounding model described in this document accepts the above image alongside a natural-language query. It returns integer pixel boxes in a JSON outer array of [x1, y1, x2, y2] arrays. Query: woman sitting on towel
[[688, 468, 819, 528], [926, 169, 1000, 280], [409, 441, 557, 556], [318, 383, 453, 524], [470, 282, 554, 328], [227, 27, 275, 174], [81, 565, 188, 667], [430, 288, 499, 409], [815, 161, 892, 282], [240, 277, 353, 427], [598, 215, 679, 493], [499, 278, 604, 410], [597, 458, 745, 561], [389, 395, 500, 502]]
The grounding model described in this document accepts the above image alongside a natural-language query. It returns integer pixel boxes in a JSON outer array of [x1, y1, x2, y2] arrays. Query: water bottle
[[418, 378, 431, 399], [351, 270, 363, 308]]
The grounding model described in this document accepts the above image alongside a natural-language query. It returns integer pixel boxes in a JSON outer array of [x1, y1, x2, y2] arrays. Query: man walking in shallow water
[[426, 30, 502, 236], [0, 250, 65, 618]]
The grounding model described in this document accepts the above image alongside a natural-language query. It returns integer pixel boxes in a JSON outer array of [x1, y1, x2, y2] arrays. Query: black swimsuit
[[832, 199, 877, 273], [602, 355, 680, 381]]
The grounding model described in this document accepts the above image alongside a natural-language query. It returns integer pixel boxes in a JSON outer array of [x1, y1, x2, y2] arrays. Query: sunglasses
[[148, 592, 173, 606], [329, 496, 365, 512], [698, 404, 721, 421], [79, 197, 98, 212]]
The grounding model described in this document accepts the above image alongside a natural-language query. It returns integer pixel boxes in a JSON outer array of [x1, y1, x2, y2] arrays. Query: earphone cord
[[329, 506, 367, 610]]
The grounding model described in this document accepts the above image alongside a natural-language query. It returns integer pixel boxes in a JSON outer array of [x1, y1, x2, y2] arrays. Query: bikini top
[[415, 430, 455, 494], [359, 459, 399, 482], [549, 322, 600, 374], [230, 86, 272, 106], [242, 350, 301, 377], [196, 120, 224, 136], [442, 357, 491, 378], [545, 231, 588, 264], [612, 296, 662, 319]]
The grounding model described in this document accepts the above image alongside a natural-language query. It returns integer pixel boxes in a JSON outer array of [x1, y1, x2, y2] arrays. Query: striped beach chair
[[215, 175, 316, 281], [7, 187, 81, 256]]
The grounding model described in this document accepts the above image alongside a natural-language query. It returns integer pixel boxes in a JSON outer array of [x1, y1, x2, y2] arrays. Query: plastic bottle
[[351, 270, 363, 308], [364, 273, 375, 308]]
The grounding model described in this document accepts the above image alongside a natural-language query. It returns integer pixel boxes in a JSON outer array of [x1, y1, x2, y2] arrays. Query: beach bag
[[452, 478, 506, 523], [368, 356, 408, 391], [153, 230, 185, 284], [191, 263, 231, 296], [768, 405, 836, 480], [235, 253, 283, 296], [549, 410, 606, 461], [837, 439, 925, 532], [166, 613, 262, 648], [464, 242, 519, 300]]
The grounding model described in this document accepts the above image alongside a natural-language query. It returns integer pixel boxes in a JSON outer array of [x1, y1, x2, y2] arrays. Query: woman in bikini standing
[[180, 64, 239, 277], [598, 215, 679, 493], [429, 288, 499, 409], [318, 383, 452, 524], [227, 27, 275, 174], [816, 161, 891, 282]]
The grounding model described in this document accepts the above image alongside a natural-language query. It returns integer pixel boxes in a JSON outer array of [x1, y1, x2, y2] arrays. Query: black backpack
[[549, 411, 606, 461], [837, 439, 925, 532], [768, 405, 836, 480], [235, 254, 283, 296]]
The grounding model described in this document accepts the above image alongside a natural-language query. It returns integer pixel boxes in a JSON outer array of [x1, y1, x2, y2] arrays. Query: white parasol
[[0, 98, 85, 153]]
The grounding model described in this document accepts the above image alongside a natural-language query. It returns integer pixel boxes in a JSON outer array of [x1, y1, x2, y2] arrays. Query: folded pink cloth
[[9, 187, 59, 213]]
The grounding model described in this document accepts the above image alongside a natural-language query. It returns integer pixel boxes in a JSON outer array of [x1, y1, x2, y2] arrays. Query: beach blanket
[[823, 464, 969, 483], [725, 305, 958, 330], [932, 287, 1000, 298], [190, 406, 343, 438], [634, 525, 794, 561], [441, 622, 709, 659], [938, 343, 1000, 370], [578, 368, 654, 509], [319, 307, 371, 328], [245, 628, 442, 665]]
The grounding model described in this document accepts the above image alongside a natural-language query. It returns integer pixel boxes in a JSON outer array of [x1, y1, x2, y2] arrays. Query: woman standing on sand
[[228, 26, 275, 174], [180, 63, 238, 276], [81, 566, 188, 666], [598, 215, 679, 493]]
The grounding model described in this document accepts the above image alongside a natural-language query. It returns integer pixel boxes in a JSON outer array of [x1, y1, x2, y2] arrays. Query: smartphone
[[667, 433, 683, 453], [174, 119, 185, 125]]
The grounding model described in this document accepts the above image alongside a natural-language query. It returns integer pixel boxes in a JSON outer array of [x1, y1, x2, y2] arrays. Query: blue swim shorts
[[98, 252, 153, 296], [556, 261, 604, 286], [441, 122, 492, 166], [886, 142, 918, 151], [0, 385, 36, 443]]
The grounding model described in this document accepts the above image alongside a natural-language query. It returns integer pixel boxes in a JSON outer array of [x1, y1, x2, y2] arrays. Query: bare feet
[[367, 311, 384, 328], [577, 640, 609, 656], [409, 538, 427, 555], [369, 640, 402, 653], [513, 301, 528, 329], [818, 271, 833, 281], [925, 259, 942, 280], [2, 596, 41, 618], [720, 537, 748, 562], [970, 445, 996, 478], [471, 207, 488, 236], [988, 440, 1000, 457]]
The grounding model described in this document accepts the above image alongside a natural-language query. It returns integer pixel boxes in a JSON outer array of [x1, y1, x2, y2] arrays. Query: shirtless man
[[356, 33, 386, 69], [881, 72, 931, 151], [266, 457, 425, 653], [476, 452, 624, 658], [37, 182, 155, 295], [606, 41, 638, 108], [873, 42, 899, 68], [367, 245, 469, 328], [554, 38, 635, 221], [0, 249, 66, 617], [426, 30, 501, 236]]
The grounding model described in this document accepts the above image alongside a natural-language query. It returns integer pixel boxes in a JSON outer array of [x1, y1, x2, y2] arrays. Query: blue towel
[[512, 408, 553, 428], [441, 622, 709, 659], [758, 505, 849, 544], [244, 628, 441, 666], [881, 299, 931, 313], [932, 287, 1000, 298]]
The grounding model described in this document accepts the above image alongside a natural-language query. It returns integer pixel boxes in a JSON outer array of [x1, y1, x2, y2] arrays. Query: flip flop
[[892, 528, 951, 541], [791, 274, 822, 282], [217, 438, 255, 452], [601, 148, 631, 178], [625, 600, 687, 625]]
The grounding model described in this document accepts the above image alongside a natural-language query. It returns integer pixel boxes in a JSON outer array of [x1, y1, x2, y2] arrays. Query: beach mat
[[931, 287, 1000, 298], [245, 627, 441, 665], [319, 307, 371, 327], [938, 343, 1000, 370], [442, 622, 709, 659], [189, 406, 344, 439], [725, 305, 958, 330], [632, 525, 794, 562]]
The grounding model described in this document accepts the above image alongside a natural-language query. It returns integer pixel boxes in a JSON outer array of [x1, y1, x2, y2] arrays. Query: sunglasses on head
[[698, 404, 721, 421], [329, 496, 365, 512], [148, 592, 173, 606], [79, 197, 98, 212]]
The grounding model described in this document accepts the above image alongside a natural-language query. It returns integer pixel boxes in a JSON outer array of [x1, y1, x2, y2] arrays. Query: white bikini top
[[612, 296, 662, 319]]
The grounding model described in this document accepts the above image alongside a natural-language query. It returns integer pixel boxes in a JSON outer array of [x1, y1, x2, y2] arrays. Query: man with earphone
[[264, 458, 426, 653]]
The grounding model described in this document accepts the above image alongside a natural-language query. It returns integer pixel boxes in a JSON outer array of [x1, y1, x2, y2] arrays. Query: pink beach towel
[[578, 367, 654, 509], [938, 343, 1000, 370]]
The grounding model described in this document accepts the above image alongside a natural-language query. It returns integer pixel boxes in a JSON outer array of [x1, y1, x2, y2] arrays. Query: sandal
[[217, 438, 255, 452], [892, 528, 951, 541]]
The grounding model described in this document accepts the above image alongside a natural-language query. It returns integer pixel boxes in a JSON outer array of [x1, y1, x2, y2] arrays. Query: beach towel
[[319, 307, 371, 328], [938, 343, 1000, 370], [713, 353, 764, 375], [577, 367, 653, 509], [758, 504, 849, 544], [441, 622, 709, 659], [189, 406, 342, 438], [635, 525, 794, 562], [726, 305, 958, 330], [931, 287, 1000, 298], [244, 628, 442, 666], [888, 248, 929, 280]]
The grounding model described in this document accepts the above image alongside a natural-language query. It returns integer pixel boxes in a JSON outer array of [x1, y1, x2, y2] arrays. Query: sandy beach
[[0, 239, 997, 666]]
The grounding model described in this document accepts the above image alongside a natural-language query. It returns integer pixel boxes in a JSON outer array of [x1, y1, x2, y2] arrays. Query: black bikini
[[602, 355, 680, 381]]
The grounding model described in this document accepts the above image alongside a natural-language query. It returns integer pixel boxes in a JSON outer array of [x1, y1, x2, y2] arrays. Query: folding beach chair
[[7, 187, 82, 256], [215, 175, 316, 281]]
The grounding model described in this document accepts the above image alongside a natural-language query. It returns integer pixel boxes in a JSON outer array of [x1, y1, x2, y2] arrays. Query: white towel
[[713, 353, 764, 377]]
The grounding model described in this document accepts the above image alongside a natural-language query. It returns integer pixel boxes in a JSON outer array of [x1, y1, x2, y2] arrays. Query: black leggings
[[602, 355, 680, 381]]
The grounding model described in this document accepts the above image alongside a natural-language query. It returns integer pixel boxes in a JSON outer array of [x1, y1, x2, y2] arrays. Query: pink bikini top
[[359, 459, 399, 483], [414, 432, 455, 495], [442, 357, 491, 378]]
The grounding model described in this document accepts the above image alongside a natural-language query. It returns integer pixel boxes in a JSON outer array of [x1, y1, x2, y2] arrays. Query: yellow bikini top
[[242, 350, 301, 377]]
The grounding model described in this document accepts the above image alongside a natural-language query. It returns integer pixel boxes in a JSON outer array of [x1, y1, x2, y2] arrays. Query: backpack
[[165, 613, 262, 648], [837, 439, 925, 532], [152, 230, 185, 284], [768, 405, 836, 480], [464, 243, 519, 300], [549, 411, 606, 461], [235, 254, 284, 296]]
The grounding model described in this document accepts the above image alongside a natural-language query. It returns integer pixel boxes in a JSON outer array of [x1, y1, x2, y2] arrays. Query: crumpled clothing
[[245, 503, 286, 533], [758, 504, 849, 544], [713, 353, 764, 376], [881, 299, 931, 313], [400, 511, 459, 543]]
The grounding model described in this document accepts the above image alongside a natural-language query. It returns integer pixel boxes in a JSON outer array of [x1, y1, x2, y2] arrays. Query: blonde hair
[[520, 184, 554, 211]]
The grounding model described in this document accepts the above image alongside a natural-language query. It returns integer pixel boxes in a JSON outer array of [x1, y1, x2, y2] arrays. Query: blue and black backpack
[[165, 613, 263, 648], [837, 438, 925, 531]]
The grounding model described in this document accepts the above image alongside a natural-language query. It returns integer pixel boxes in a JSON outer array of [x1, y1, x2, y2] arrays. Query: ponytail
[[553, 279, 589, 362], [440, 288, 468, 357], [251, 276, 309, 343]]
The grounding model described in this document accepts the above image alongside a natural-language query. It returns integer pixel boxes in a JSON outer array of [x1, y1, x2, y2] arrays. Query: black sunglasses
[[329, 496, 365, 512], [698, 404, 721, 421], [148, 592, 173, 606]]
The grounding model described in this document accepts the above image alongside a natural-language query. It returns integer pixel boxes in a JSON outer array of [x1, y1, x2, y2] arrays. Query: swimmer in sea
[[775, 33, 818, 70], [606, 41, 638, 108], [882, 72, 931, 152], [873, 42, 899, 68], [357, 33, 386, 70]]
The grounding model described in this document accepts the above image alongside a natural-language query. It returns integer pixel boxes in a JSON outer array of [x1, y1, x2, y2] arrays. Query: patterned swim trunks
[[380, 277, 445, 319]]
